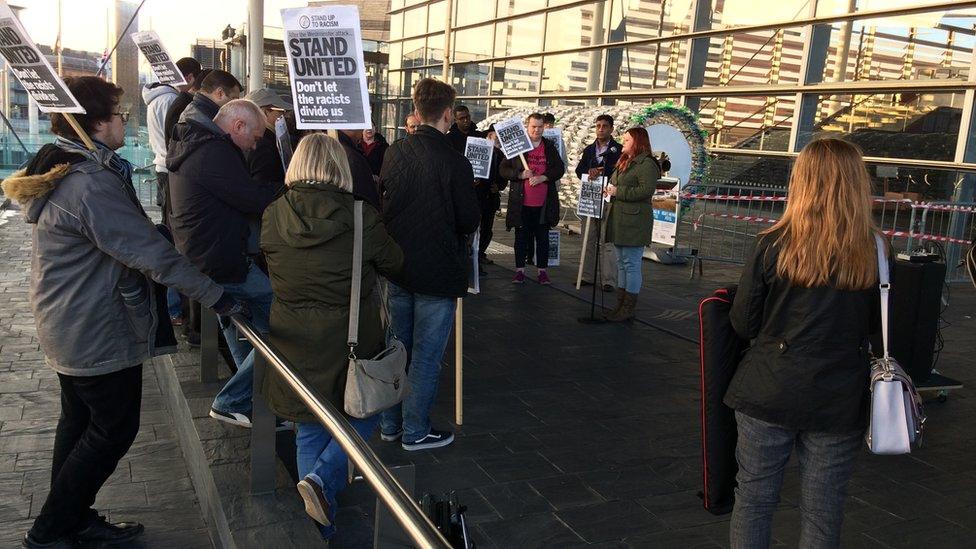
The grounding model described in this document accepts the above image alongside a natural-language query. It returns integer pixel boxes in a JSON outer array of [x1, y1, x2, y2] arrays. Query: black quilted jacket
[[380, 125, 481, 298]]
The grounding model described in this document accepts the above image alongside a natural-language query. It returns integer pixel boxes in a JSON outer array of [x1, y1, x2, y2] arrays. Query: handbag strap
[[874, 233, 890, 360], [347, 200, 364, 358]]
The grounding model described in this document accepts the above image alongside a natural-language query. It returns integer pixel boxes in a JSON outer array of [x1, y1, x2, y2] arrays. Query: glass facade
[[386, 0, 976, 199]]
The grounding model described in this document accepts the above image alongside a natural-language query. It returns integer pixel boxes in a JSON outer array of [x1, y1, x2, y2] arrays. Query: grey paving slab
[[0, 210, 213, 548]]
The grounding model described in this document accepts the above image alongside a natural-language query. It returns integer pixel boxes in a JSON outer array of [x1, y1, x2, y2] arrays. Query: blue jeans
[[167, 288, 183, 319], [296, 416, 379, 539], [730, 411, 863, 549], [211, 263, 273, 415], [614, 245, 645, 294], [379, 283, 457, 443]]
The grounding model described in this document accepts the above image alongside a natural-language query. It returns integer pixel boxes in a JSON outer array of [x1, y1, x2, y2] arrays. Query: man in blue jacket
[[168, 97, 285, 428]]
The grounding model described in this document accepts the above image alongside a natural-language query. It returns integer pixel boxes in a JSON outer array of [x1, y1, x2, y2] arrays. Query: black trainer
[[380, 429, 403, 442], [401, 429, 455, 451], [209, 408, 252, 428], [74, 516, 144, 545], [21, 533, 73, 549]]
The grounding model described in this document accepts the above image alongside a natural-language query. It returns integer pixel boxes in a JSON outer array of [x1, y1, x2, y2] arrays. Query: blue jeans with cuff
[[296, 415, 380, 538], [211, 263, 273, 415], [379, 283, 457, 443], [730, 411, 863, 549]]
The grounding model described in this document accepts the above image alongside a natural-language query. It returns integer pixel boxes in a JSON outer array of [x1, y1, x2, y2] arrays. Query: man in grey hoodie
[[1, 77, 245, 549]]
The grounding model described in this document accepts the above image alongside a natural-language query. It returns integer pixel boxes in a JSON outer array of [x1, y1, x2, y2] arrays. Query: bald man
[[168, 98, 286, 428]]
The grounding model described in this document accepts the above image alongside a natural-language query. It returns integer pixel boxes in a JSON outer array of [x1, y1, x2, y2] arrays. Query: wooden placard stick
[[518, 153, 529, 171], [63, 113, 97, 152]]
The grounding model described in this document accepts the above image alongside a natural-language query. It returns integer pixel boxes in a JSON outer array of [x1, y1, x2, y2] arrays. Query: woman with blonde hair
[[259, 133, 403, 539], [725, 138, 883, 548]]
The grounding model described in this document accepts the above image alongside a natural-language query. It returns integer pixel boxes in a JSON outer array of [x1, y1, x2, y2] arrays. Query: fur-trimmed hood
[[1, 141, 89, 223], [1, 163, 71, 205]]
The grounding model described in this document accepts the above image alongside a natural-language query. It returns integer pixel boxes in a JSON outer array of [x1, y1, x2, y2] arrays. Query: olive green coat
[[605, 152, 661, 247], [260, 183, 403, 422]]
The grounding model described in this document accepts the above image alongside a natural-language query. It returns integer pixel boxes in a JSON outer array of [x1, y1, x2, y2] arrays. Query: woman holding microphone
[[603, 127, 660, 321]]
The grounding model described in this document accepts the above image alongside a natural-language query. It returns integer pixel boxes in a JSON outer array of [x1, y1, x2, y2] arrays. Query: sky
[[11, 0, 309, 60]]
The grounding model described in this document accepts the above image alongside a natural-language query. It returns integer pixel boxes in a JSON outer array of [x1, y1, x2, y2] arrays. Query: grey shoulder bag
[[343, 200, 409, 419], [866, 234, 925, 454]]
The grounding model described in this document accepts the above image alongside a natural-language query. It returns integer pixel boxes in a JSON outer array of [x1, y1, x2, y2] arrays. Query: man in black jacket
[[576, 114, 622, 290], [338, 129, 382, 210], [163, 68, 214, 148], [446, 104, 485, 154], [243, 88, 291, 271], [168, 98, 284, 428], [477, 125, 506, 268], [379, 78, 481, 451]]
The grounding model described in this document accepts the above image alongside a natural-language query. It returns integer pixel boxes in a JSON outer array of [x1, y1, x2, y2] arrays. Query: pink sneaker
[[512, 271, 526, 284], [538, 271, 551, 285]]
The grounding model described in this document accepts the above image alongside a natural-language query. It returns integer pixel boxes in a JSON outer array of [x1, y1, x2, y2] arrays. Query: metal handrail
[[228, 315, 452, 549]]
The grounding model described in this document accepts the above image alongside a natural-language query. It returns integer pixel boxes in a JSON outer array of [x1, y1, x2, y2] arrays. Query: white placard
[[576, 174, 605, 219], [274, 116, 293, 172], [467, 228, 480, 295], [651, 179, 682, 247], [0, 1, 83, 113], [131, 31, 187, 87], [543, 127, 565, 162], [464, 137, 494, 180], [548, 230, 560, 267], [494, 116, 533, 160], [281, 6, 371, 129]]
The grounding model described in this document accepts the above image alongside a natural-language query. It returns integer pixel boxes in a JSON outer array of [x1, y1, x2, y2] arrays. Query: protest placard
[[494, 116, 533, 160], [576, 174, 605, 219], [548, 230, 560, 267], [131, 31, 186, 87], [281, 6, 371, 129], [464, 137, 494, 180], [274, 116, 294, 171], [0, 1, 82, 113], [467, 228, 480, 295], [543, 127, 565, 162]]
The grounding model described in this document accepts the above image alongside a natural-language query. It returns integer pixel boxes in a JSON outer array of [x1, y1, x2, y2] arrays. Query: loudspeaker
[[887, 259, 945, 383]]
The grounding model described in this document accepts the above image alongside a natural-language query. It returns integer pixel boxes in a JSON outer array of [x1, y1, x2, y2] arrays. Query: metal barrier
[[677, 183, 788, 277], [909, 201, 976, 283], [677, 184, 974, 284], [199, 312, 451, 548]]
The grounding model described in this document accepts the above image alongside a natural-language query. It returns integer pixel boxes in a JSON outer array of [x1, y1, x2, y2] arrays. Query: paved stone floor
[[0, 210, 212, 548], [2, 203, 975, 548]]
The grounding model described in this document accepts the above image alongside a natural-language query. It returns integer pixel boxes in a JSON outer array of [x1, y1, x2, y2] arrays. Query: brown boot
[[606, 292, 638, 322], [605, 287, 626, 319]]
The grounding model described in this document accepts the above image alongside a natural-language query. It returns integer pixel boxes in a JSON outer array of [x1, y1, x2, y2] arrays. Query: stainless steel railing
[[200, 312, 451, 548]]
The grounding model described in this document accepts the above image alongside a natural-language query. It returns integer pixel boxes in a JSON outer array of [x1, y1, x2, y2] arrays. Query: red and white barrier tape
[[880, 230, 973, 246], [679, 192, 916, 206], [693, 213, 778, 229], [693, 212, 973, 245]]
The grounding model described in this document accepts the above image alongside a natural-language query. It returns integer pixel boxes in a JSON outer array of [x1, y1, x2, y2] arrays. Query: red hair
[[615, 127, 652, 174]]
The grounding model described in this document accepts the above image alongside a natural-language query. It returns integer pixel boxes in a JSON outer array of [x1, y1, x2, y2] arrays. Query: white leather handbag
[[866, 234, 925, 455]]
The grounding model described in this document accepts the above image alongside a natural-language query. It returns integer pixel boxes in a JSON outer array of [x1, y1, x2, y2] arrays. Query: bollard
[[250, 351, 277, 495], [201, 309, 219, 383]]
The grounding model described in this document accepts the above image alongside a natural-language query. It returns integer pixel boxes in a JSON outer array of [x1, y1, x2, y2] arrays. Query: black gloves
[[212, 292, 252, 319]]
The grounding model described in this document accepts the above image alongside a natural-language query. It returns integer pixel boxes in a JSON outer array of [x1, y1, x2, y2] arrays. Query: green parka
[[605, 153, 661, 247], [260, 183, 403, 422]]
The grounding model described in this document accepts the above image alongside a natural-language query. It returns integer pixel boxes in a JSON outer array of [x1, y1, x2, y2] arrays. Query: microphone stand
[[579, 148, 608, 324]]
